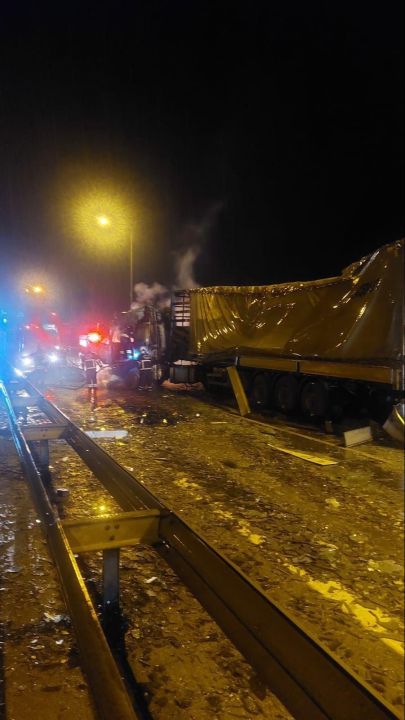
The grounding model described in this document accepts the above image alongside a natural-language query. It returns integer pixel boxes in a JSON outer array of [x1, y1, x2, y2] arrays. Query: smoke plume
[[174, 245, 201, 289], [131, 202, 223, 306], [174, 202, 223, 289], [132, 282, 170, 309]]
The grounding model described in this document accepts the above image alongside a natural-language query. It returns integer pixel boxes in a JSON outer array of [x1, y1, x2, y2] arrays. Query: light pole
[[129, 228, 134, 307]]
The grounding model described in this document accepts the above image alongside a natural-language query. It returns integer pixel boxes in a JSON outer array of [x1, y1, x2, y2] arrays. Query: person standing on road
[[82, 351, 98, 387], [81, 349, 101, 407]]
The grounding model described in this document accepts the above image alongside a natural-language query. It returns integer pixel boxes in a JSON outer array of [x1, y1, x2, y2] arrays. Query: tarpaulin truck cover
[[189, 239, 404, 366]]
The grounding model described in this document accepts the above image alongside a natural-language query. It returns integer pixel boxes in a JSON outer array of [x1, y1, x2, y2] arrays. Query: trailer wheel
[[274, 374, 299, 413], [368, 386, 394, 423], [125, 367, 140, 389], [250, 373, 272, 409], [300, 379, 329, 417]]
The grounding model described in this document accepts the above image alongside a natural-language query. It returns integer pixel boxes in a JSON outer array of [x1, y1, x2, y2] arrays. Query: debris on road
[[161, 379, 205, 392], [325, 498, 341, 509], [267, 443, 338, 465], [344, 426, 372, 447], [43, 612, 70, 625], [85, 429, 128, 439]]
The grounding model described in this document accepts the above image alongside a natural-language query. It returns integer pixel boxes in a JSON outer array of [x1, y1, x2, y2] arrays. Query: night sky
[[0, 1, 403, 316]]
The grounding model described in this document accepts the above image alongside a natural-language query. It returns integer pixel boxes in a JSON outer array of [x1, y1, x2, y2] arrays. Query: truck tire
[[300, 379, 329, 417], [274, 374, 299, 413], [368, 386, 394, 423], [250, 373, 272, 409], [125, 367, 140, 389]]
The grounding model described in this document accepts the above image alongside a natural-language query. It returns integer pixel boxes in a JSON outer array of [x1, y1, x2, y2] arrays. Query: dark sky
[[0, 1, 403, 315]]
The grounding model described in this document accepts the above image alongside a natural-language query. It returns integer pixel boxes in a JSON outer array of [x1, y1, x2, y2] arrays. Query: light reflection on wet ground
[[0, 431, 95, 720], [48, 384, 405, 713], [3, 383, 404, 718]]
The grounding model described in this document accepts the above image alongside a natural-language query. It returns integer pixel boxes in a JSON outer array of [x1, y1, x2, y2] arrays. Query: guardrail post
[[102, 548, 120, 614], [29, 439, 51, 483]]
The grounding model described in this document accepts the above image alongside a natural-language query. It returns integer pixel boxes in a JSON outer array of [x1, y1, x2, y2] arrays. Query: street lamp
[[25, 284, 44, 295], [72, 189, 135, 306], [96, 215, 110, 227]]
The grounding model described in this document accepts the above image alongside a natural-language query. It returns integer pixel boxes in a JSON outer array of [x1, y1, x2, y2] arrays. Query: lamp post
[[129, 228, 134, 308], [96, 215, 134, 307]]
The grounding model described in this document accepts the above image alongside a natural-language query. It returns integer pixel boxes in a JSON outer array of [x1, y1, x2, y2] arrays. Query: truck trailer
[[168, 238, 404, 422], [107, 239, 404, 424]]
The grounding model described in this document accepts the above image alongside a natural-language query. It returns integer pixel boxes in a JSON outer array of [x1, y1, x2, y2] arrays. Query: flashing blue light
[[132, 349, 140, 359]]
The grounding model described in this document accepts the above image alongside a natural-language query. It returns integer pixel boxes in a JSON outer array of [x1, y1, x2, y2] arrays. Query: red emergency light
[[87, 331, 102, 344]]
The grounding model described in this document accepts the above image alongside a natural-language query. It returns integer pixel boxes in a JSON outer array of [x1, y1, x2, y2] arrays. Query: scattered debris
[[43, 612, 70, 625], [85, 430, 128, 439], [161, 379, 205, 392], [248, 534, 265, 546], [325, 498, 340, 509], [267, 444, 338, 465], [133, 408, 185, 425], [368, 559, 404, 576], [343, 426, 372, 447]]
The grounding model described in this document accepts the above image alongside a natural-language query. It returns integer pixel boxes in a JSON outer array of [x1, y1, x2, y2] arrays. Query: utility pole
[[129, 229, 134, 308]]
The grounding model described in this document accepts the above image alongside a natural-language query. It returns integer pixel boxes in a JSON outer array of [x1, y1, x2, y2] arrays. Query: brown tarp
[[189, 239, 404, 365]]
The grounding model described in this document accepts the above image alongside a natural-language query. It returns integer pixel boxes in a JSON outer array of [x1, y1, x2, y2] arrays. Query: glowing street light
[[72, 190, 135, 306], [96, 215, 110, 227], [93, 213, 134, 305], [25, 284, 45, 295]]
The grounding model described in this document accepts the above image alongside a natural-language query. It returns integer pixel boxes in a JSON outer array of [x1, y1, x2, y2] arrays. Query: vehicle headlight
[[48, 353, 59, 363], [21, 356, 34, 367]]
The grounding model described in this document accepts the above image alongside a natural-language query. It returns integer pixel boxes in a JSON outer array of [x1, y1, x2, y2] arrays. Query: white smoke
[[174, 245, 201, 289], [132, 202, 223, 306], [132, 282, 170, 309], [174, 202, 223, 289]]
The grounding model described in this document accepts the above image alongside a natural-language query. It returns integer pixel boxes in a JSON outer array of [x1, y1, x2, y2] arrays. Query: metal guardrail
[[0, 377, 139, 720], [0, 370, 399, 720]]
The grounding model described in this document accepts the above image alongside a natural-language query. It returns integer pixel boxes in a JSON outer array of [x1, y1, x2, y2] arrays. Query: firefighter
[[81, 350, 100, 406]]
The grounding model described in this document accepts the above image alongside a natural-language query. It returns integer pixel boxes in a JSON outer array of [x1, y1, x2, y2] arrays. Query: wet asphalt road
[[44, 383, 404, 716]]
